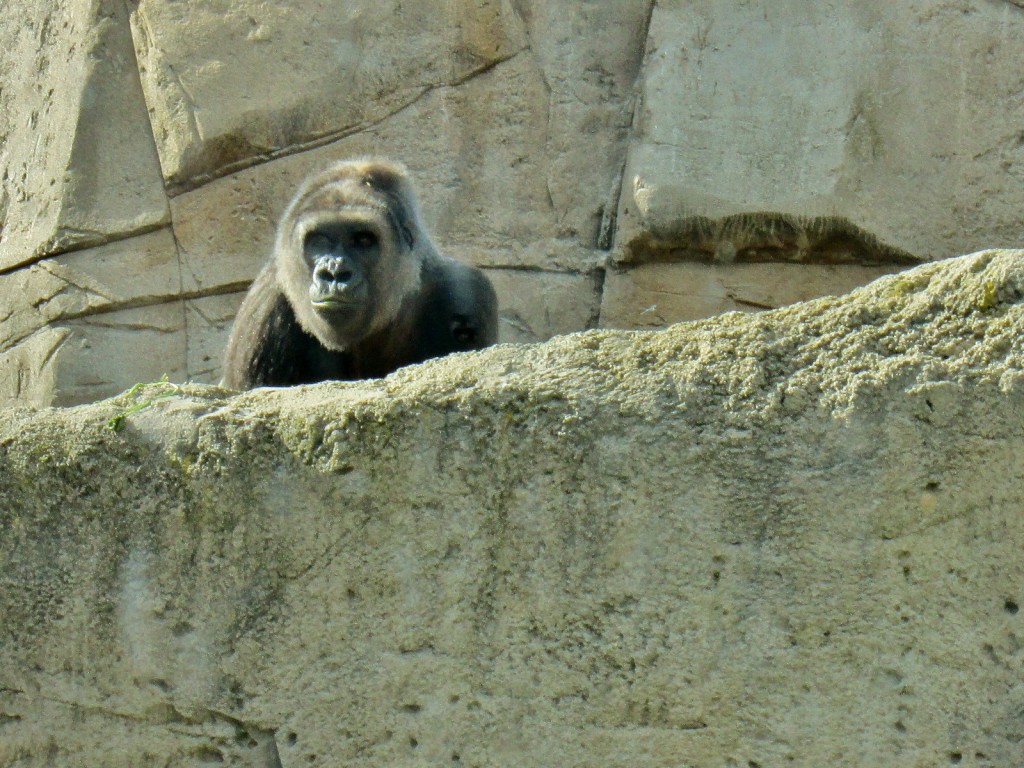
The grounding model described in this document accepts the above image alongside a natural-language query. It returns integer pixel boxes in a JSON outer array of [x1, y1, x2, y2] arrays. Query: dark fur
[[222, 159, 497, 389]]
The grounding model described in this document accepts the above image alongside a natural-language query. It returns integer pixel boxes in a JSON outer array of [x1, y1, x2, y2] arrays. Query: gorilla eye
[[304, 232, 333, 253], [351, 230, 378, 249]]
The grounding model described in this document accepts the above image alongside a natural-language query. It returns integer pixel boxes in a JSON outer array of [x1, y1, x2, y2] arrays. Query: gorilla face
[[288, 217, 383, 348], [304, 222, 380, 314], [280, 188, 422, 352]]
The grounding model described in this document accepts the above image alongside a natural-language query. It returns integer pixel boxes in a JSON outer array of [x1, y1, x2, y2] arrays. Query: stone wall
[[2, 0, 1023, 406], [1, 250, 1023, 766]]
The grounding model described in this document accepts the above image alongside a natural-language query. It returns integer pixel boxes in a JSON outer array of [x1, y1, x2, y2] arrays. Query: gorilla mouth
[[310, 297, 360, 312], [309, 281, 367, 312]]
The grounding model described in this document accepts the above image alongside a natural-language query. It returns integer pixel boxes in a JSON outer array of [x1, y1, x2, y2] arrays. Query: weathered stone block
[[485, 268, 602, 343], [0, 292, 244, 408], [155, 1, 654, 285], [0, 301, 186, 408], [617, 2, 1024, 263], [600, 261, 904, 329], [130, 0, 528, 191], [0, 326, 71, 408], [0, 0, 168, 270], [0, 230, 184, 403], [508, 1, 652, 246], [53, 302, 188, 405]]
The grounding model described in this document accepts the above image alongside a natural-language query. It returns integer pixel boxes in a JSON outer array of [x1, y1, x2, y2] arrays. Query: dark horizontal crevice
[[620, 212, 920, 267], [57, 282, 253, 322], [0, 222, 170, 278], [1, 283, 252, 352]]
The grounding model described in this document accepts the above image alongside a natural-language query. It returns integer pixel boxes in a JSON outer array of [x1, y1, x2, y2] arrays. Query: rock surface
[[6, 1, 1024, 405], [1, 250, 1023, 766], [618, 2, 1024, 264], [0, 0, 168, 270]]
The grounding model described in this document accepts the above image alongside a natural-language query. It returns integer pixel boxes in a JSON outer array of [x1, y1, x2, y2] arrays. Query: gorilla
[[222, 158, 498, 389]]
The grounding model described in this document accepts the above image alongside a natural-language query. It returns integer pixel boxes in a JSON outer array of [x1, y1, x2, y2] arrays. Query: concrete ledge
[[1, 250, 1023, 766]]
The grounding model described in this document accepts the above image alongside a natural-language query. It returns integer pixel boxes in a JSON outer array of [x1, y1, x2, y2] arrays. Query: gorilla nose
[[314, 256, 354, 285]]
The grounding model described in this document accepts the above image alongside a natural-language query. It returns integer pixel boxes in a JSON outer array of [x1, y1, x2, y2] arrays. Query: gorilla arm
[[419, 256, 498, 353], [221, 262, 343, 389]]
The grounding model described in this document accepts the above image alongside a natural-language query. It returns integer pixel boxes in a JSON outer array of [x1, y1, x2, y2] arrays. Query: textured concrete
[[1, 250, 1023, 766]]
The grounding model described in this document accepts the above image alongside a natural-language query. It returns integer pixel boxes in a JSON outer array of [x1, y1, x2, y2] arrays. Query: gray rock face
[[1, 250, 1023, 766]]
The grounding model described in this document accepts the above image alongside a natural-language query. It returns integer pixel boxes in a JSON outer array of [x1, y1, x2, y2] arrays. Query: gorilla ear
[[362, 166, 417, 250]]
